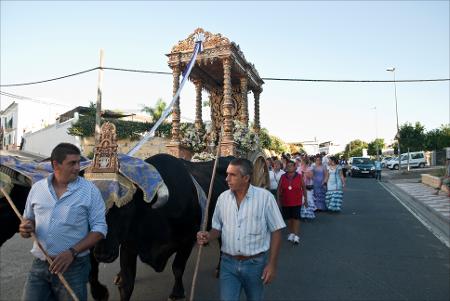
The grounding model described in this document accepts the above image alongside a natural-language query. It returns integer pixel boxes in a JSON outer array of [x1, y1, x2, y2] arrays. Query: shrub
[[68, 115, 172, 140]]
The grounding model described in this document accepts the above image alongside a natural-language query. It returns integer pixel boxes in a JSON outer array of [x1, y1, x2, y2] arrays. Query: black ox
[[0, 153, 232, 300]]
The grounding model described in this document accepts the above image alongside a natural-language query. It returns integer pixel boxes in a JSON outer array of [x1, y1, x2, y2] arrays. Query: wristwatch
[[69, 247, 79, 258]]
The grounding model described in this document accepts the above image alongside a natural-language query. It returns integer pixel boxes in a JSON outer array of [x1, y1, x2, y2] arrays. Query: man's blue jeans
[[22, 255, 91, 301], [220, 252, 268, 301], [375, 170, 381, 180]]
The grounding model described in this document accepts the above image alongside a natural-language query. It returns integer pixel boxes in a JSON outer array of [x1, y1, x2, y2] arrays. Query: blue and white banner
[[127, 33, 204, 156]]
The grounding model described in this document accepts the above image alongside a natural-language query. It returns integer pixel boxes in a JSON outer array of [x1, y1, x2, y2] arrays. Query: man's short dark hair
[[286, 160, 295, 166], [229, 158, 253, 178], [50, 143, 81, 167]]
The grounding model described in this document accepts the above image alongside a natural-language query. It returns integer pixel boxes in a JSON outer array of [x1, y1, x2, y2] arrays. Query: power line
[[102, 67, 171, 75], [262, 77, 450, 83], [0, 67, 98, 87], [0, 66, 449, 87], [0, 67, 171, 87], [0, 91, 70, 107], [100, 67, 450, 82]]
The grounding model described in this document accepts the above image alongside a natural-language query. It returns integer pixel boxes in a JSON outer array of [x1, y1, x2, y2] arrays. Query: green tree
[[424, 124, 450, 150], [269, 135, 288, 154], [391, 141, 399, 155], [141, 98, 167, 121], [287, 144, 305, 154], [258, 127, 271, 149], [368, 138, 385, 156], [334, 151, 345, 159], [256, 127, 294, 155], [85, 101, 97, 116], [344, 139, 368, 157], [398, 122, 426, 152]]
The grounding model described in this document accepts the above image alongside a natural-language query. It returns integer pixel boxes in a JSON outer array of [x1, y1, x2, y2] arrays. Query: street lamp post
[[371, 106, 379, 161], [387, 67, 401, 171]]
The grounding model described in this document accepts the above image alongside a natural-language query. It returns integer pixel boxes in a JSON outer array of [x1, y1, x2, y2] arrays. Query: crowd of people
[[16, 142, 347, 301], [196, 152, 347, 300], [267, 152, 346, 244]]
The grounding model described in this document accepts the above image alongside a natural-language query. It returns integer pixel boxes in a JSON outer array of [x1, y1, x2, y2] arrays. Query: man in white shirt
[[197, 158, 285, 301], [321, 153, 329, 168], [268, 160, 285, 198], [19, 143, 107, 301]]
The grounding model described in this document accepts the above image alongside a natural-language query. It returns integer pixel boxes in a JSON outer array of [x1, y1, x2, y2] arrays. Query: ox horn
[[151, 183, 169, 209]]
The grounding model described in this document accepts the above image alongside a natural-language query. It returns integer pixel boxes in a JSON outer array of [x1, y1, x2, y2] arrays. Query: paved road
[[1, 177, 449, 300]]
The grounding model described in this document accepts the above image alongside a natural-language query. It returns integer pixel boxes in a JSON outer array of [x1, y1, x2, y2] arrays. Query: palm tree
[[141, 98, 167, 122]]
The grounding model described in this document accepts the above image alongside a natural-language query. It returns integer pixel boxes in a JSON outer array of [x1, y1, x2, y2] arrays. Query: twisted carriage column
[[253, 90, 261, 134], [167, 65, 192, 160], [171, 65, 181, 142], [240, 76, 248, 125], [207, 93, 217, 152], [208, 93, 216, 133], [194, 79, 203, 131], [220, 57, 236, 156]]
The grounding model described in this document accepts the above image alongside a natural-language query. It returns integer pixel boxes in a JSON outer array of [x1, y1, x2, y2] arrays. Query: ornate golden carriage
[[166, 28, 268, 187]]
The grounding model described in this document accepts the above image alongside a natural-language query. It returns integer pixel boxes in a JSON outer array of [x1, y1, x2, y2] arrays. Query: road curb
[[380, 180, 450, 248]]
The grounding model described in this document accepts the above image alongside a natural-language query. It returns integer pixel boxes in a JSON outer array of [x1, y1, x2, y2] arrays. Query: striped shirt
[[23, 174, 107, 260], [212, 185, 286, 256]]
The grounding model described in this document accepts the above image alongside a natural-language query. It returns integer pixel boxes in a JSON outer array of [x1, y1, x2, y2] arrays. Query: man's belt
[[223, 252, 265, 261]]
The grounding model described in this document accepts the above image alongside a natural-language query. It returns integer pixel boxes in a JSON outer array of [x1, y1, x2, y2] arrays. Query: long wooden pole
[[0, 187, 80, 301], [95, 49, 104, 144], [189, 130, 223, 301]]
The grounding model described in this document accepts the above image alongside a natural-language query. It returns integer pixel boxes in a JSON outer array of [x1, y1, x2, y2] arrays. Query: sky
[[1, 1, 449, 149]]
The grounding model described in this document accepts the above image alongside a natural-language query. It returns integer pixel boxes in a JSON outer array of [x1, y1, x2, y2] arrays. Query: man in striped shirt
[[197, 158, 285, 301], [19, 143, 107, 301]]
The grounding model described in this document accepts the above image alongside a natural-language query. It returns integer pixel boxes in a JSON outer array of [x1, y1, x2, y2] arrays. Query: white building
[[298, 140, 320, 155], [0, 102, 18, 149], [20, 106, 152, 157], [0, 101, 66, 151], [318, 141, 344, 155], [23, 114, 82, 157], [291, 139, 344, 156]]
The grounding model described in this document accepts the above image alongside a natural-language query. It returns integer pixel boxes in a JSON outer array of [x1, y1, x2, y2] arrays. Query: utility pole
[[95, 49, 104, 144], [387, 67, 401, 172]]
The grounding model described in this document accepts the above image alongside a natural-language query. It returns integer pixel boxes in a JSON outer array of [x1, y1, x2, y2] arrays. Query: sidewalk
[[394, 181, 449, 221], [380, 170, 450, 247]]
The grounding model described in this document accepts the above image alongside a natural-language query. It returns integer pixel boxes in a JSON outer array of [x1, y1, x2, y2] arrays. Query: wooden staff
[[0, 187, 80, 301], [189, 130, 223, 301]]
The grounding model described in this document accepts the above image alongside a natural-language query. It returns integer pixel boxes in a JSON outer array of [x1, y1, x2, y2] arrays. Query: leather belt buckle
[[234, 255, 250, 261], [225, 252, 265, 261]]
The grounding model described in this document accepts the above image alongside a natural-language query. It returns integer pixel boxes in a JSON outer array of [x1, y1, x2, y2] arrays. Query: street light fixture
[[386, 67, 401, 171]]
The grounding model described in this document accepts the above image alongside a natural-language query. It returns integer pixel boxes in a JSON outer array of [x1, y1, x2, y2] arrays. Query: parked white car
[[386, 151, 427, 170], [381, 156, 392, 168]]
